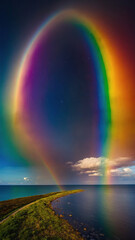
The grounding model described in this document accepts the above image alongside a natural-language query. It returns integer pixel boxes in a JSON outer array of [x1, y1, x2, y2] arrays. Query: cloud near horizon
[[69, 157, 135, 177], [24, 177, 30, 181]]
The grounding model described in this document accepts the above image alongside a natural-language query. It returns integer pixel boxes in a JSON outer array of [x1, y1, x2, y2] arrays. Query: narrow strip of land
[[0, 192, 57, 221], [0, 190, 84, 240]]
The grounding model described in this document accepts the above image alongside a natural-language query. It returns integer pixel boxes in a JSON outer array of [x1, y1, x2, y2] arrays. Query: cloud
[[71, 157, 106, 171], [69, 156, 135, 177], [24, 177, 30, 181], [110, 168, 135, 177]]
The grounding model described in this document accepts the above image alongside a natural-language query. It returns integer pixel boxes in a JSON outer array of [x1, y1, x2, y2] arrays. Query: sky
[[0, 0, 135, 185]]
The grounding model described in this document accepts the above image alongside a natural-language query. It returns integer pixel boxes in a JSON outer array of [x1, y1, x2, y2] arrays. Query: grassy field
[[0, 190, 83, 240], [0, 192, 58, 221]]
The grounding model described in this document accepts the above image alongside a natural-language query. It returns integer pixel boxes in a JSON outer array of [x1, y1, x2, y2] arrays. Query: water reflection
[[52, 185, 135, 240]]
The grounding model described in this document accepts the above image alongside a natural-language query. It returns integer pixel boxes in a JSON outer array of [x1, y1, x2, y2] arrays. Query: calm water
[[0, 185, 62, 201], [0, 185, 135, 240], [0, 184, 83, 201], [52, 185, 135, 240]]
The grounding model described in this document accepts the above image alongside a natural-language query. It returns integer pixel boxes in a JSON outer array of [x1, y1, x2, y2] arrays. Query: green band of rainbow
[[9, 10, 111, 186]]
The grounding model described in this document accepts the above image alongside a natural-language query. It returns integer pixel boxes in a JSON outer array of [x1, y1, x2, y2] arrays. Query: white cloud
[[24, 177, 30, 181], [88, 170, 103, 176], [110, 168, 135, 177], [72, 157, 105, 171], [70, 156, 135, 177]]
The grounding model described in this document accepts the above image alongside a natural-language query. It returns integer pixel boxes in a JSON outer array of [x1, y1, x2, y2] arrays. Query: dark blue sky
[[0, 0, 135, 185]]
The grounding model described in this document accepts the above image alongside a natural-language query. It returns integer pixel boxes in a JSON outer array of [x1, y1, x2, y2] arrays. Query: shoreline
[[0, 189, 84, 240]]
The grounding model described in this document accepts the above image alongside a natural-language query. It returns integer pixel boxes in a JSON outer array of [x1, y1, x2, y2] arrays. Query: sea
[[0, 185, 135, 240]]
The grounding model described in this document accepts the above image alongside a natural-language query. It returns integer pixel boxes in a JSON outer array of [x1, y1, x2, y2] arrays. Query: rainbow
[[10, 9, 113, 186]]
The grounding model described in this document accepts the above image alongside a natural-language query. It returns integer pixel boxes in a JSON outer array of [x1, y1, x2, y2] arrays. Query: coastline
[[0, 189, 84, 240]]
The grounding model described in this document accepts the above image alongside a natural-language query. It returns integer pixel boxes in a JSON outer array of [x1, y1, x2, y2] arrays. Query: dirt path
[[0, 200, 39, 225]]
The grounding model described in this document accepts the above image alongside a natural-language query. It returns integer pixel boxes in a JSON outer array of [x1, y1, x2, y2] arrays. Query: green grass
[[0, 192, 58, 221], [0, 190, 83, 240]]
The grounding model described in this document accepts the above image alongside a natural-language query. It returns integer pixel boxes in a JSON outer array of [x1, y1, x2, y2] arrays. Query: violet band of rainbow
[[11, 10, 112, 185]]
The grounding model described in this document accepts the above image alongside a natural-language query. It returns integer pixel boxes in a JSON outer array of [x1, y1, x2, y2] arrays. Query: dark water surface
[[0, 185, 135, 240], [52, 185, 135, 240]]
